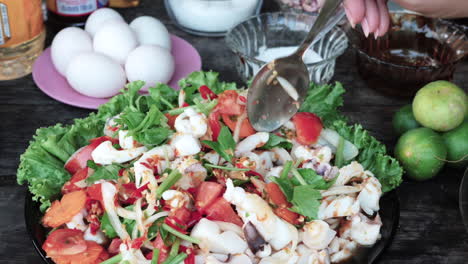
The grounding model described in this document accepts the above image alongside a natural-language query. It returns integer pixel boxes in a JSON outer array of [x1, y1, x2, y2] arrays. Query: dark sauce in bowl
[[347, 12, 467, 97]]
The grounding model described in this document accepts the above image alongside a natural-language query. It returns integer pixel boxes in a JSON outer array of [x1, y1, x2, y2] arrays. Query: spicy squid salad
[[18, 71, 403, 264]]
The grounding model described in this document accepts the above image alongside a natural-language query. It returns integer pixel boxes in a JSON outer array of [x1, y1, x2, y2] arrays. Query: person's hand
[[343, 0, 390, 37], [343, 0, 468, 37]]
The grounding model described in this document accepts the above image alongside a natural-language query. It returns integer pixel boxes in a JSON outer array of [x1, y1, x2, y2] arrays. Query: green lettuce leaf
[[328, 120, 403, 192], [299, 81, 403, 192], [178, 71, 237, 104], [17, 114, 105, 211], [299, 82, 346, 126]]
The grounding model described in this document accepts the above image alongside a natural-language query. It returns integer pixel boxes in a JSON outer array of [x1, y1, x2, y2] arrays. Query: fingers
[[362, 0, 380, 37], [375, 0, 390, 37], [344, 0, 366, 28]]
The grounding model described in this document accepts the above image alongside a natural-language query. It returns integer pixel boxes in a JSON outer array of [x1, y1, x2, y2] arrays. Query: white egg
[[93, 21, 138, 65], [85, 8, 124, 37], [125, 45, 175, 91], [51, 27, 93, 76], [66, 52, 126, 98], [129, 16, 171, 50]]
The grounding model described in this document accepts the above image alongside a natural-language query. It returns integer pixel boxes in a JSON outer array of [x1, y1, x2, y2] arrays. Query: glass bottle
[[0, 0, 46, 80], [109, 0, 140, 8], [46, 0, 109, 32]]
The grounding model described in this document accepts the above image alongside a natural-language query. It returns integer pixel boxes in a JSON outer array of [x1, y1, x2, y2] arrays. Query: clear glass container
[[0, 0, 45, 80], [225, 12, 348, 84], [164, 0, 263, 37]]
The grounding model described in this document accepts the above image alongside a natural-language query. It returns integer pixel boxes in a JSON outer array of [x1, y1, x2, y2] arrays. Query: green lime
[[413, 81, 467, 132], [442, 121, 468, 169], [392, 104, 420, 135], [395, 127, 447, 181]]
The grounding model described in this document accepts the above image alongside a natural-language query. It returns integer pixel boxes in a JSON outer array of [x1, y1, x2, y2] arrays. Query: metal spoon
[[247, 0, 344, 132]]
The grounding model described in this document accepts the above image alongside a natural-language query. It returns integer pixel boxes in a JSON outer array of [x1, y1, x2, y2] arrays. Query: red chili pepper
[[208, 111, 222, 141], [118, 168, 125, 177], [180, 246, 195, 264], [120, 182, 149, 204], [239, 95, 247, 103], [182, 102, 190, 107], [131, 237, 146, 249], [199, 85, 218, 100], [164, 217, 188, 234], [246, 170, 264, 181]]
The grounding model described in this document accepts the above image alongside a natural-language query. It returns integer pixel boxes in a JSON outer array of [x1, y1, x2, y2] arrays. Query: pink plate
[[32, 35, 202, 109]]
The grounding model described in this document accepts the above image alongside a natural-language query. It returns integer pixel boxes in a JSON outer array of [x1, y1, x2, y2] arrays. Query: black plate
[[25, 190, 400, 264]]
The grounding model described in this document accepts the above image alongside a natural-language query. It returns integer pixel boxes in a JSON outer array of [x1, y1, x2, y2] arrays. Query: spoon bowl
[[247, 0, 344, 132]]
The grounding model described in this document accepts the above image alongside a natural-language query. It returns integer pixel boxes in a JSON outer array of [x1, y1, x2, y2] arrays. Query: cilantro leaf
[[86, 164, 121, 183], [290, 185, 322, 219], [202, 126, 236, 163], [292, 168, 336, 190], [269, 176, 295, 201], [260, 134, 292, 150]]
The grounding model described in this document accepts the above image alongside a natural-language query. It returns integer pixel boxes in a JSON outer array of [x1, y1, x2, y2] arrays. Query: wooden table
[[1, 1, 467, 263]]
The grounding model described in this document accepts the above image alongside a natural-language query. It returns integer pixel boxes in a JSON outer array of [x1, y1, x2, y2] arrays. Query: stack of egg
[[51, 8, 175, 98]]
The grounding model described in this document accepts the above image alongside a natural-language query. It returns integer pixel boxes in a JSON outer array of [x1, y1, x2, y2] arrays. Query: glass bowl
[[225, 12, 348, 84], [164, 0, 263, 37], [346, 11, 468, 97]]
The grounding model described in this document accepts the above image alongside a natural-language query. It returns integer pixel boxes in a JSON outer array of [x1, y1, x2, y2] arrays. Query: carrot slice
[[43, 190, 87, 228]]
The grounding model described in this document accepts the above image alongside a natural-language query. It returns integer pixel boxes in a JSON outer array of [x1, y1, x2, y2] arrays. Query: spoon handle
[[295, 0, 344, 57]]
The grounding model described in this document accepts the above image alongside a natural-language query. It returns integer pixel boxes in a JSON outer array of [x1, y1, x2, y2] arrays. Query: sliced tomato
[[107, 238, 122, 256], [205, 198, 243, 226], [265, 182, 289, 207], [64, 136, 116, 174], [171, 207, 192, 225], [208, 111, 222, 141], [195, 182, 224, 213], [86, 183, 103, 206], [43, 190, 87, 228], [43, 229, 87, 256], [274, 207, 301, 225], [164, 113, 178, 129], [199, 85, 218, 100], [221, 114, 256, 139], [152, 234, 169, 263], [291, 112, 323, 145], [63, 241, 105, 264], [62, 167, 90, 194], [216, 90, 242, 115]]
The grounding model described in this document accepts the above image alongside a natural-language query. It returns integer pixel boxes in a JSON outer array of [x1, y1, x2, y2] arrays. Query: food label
[[47, 0, 109, 16], [0, 0, 44, 47]]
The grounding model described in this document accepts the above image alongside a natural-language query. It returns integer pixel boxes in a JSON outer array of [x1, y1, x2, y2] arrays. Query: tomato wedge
[[274, 207, 301, 225], [51, 241, 106, 264], [43, 229, 87, 256], [291, 112, 323, 145], [64, 136, 117, 174], [216, 90, 243, 115], [265, 182, 289, 208], [195, 182, 224, 213], [205, 198, 243, 226], [62, 167, 91, 194], [86, 183, 103, 206], [221, 114, 256, 139], [43, 190, 87, 228]]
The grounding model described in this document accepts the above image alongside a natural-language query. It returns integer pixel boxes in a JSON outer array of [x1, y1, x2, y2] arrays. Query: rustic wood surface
[[1, 0, 467, 263]]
